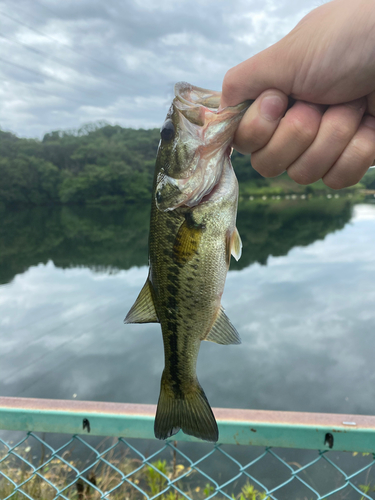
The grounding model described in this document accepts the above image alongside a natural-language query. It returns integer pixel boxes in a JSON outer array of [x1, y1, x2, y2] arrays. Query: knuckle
[[235, 115, 276, 154], [222, 68, 238, 101], [251, 152, 284, 178], [350, 137, 375, 164], [243, 128, 269, 153], [322, 176, 351, 190], [327, 121, 353, 143], [323, 166, 362, 189], [287, 116, 316, 145], [287, 166, 316, 185], [324, 136, 375, 189]]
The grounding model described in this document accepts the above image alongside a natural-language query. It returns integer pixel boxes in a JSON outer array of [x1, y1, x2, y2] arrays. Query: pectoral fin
[[204, 306, 241, 345], [231, 227, 242, 261], [124, 279, 159, 324], [226, 227, 242, 266]]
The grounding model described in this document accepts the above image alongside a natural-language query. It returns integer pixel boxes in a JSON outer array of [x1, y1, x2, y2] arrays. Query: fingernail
[[363, 115, 375, 130], [260, 95, 285, 121]]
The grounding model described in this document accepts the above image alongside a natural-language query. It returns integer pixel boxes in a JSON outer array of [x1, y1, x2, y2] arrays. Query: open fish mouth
[[174, 82, 222, 124], [155, 82, 250, 212]]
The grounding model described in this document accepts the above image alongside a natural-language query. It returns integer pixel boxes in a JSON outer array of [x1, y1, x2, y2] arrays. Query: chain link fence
[[1, 398, 375, 499]]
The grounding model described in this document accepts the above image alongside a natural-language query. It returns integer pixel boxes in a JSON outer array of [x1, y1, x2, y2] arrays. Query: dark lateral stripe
[[166, 321, 182, 396], [164, 272, 182, 397]]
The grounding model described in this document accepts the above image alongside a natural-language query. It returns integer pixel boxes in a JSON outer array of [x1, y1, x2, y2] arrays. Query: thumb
[[220, 41, 295, 108]]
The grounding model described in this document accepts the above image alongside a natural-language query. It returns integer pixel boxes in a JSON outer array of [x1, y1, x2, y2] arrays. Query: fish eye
[[156, 190, 163, 204], [160, 120, 175, 141]]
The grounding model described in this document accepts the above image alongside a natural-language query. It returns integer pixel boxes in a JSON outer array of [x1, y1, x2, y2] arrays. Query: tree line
[[0, 123, 262, 207]]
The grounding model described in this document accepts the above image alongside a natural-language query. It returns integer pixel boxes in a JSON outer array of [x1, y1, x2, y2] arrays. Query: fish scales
[[125, 82, 250, 442], [150, 172, 232, 391]]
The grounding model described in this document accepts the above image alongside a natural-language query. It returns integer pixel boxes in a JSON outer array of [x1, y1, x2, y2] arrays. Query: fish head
[[155, 82, 250, 211]]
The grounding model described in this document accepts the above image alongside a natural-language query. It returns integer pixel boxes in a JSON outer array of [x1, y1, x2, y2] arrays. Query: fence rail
[[1, 397, 375, 499], [1, 397, 375, 451]]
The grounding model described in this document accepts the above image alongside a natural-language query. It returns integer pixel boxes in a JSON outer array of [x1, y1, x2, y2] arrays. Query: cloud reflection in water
[[1, 204, 375, 419]]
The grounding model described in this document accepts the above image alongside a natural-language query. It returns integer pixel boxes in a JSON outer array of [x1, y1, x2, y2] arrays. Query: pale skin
[[220, 0, 375, 189]]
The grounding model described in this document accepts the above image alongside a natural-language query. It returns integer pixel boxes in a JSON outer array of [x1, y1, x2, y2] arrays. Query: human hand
[[221, 0, 375, 188]]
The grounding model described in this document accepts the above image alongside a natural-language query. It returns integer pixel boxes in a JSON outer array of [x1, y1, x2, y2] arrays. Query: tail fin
[[154, 373, 218, 442]]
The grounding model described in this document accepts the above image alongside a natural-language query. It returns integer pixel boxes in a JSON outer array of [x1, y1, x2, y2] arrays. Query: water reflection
[[1, 199, 375, 500], [2, 199, 374, 410], [0, 204, 150, 285], [0, 197, 353, 284], [233, 197, 353, 269]]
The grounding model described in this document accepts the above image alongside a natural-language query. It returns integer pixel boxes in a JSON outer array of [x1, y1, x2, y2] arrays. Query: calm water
[[1, 196, 375, 417], [2, 197, 375, 496]]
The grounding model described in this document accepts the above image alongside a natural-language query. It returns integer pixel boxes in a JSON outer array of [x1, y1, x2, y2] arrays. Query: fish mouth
[[175, 82, 222, 113], [174, 82, 250, 122], [156, 82, 250, 212]]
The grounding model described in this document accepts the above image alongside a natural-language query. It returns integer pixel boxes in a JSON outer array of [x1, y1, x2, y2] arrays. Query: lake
[[1, 196, 375, 496]]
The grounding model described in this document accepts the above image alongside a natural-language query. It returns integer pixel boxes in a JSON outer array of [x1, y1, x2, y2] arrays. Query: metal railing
[[0, 397, 375, 499]]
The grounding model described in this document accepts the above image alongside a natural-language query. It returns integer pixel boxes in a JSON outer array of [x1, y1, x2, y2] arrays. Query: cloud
[[0, 0, 318, 137]]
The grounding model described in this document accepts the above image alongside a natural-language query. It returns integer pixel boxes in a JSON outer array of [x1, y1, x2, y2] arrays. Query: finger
[[221, 42, 294, 107], [323, 115, 375, 189], [368, 92, 375, 166], [233, 89, 288, 155], [367, 90, 375, 117], [287, 98, 366, 185], [250, 101, 325, 178]]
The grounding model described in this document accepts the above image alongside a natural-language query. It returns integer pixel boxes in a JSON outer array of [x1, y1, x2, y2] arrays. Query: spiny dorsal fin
[[204, 306, 241, 345], [124, 279, 159, 324], [231, 227, 242, 261]]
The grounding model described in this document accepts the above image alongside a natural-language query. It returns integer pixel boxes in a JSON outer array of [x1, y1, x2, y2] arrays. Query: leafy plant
[[238, 481, 268, 500], [146, 460, 168, 496]]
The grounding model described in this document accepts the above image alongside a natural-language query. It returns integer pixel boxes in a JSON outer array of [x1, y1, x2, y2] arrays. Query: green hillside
[[1, 123, 372, 207]]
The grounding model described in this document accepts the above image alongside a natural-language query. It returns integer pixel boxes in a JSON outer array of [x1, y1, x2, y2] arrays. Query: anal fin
[[124, 278, 159, 324], [204, 306, 241, 345]]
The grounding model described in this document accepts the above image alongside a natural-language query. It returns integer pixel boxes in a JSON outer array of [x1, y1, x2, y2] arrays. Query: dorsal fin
[[124, 279, 159, 324], [204, 306, 241, 345]]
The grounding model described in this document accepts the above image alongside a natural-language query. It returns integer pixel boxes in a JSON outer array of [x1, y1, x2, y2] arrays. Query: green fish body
[[125, 82, 249, 442]]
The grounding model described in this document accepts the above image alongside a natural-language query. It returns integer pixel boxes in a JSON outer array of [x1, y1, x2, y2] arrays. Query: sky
[[0, 0, 320, 138]]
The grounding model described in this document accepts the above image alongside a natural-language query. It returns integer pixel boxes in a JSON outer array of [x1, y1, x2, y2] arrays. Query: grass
[[0, 441, 268, 500], [1, 443, 374, 499]]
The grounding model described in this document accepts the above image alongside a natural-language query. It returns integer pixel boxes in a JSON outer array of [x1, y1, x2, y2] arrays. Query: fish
[[125, 82, 250, 442]]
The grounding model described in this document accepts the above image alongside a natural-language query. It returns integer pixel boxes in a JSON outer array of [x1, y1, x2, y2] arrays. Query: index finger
[[233, 89, 289, 154]]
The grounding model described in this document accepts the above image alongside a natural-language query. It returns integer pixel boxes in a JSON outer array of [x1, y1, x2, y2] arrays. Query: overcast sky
[[0, 0, 320, 138]]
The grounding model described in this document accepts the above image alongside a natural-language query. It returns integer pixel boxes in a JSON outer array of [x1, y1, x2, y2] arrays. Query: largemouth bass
[[125, 82, 250, 442]]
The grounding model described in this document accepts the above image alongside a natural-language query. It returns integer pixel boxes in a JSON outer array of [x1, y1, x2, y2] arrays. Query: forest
[[0, 123, 264, 208]]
